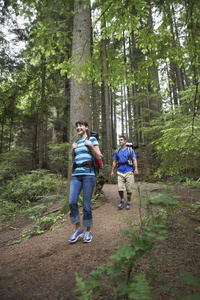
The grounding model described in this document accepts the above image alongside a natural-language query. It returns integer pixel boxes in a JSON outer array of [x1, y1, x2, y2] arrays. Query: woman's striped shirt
[[72, 137, 99, 176]]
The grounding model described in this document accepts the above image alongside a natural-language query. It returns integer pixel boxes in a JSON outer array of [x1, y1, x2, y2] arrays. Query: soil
[[0, 183, 200, 300]]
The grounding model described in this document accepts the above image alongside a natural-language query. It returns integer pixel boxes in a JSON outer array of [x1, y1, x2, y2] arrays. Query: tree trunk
[[60, 0, 91, 214], [62, 76, 70, 143], [38, 54, 46, 169], [101, 20, 112, 164]]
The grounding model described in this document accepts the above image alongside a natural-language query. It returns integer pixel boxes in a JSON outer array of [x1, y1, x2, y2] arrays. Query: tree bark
[[60, 0, 91, 214], [38, 54, 46, 169]]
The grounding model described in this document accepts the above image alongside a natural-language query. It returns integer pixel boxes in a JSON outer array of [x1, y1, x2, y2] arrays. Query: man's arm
[[133, 157, 138, 175], [110, 159, 117, 178]]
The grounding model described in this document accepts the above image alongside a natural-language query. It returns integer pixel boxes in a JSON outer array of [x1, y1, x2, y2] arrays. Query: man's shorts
[[117, 171, 135, 193]]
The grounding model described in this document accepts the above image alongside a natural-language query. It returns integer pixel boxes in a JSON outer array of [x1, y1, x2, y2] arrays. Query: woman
[[68, 120, 101, 243]]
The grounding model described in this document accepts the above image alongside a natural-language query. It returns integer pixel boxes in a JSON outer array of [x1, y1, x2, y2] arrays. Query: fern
[[75, 186, 169, 299], [128, 274, 153, 300]]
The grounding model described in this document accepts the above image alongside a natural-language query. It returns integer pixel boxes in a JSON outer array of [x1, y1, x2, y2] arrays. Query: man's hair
[[119, 135, 127, 141]]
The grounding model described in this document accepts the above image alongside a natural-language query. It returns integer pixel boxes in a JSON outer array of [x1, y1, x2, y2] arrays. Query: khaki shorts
[[117, 171, 135, 193]]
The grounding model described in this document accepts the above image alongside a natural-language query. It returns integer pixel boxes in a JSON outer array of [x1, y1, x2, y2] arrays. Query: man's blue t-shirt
[[113, 147, 136, 174]]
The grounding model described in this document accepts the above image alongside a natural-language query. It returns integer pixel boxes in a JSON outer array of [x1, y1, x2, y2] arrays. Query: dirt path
[[0, 183, 200, 300], [0, 184, 141, 300]]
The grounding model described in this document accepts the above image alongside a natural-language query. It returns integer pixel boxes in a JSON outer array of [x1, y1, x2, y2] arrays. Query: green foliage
[[179, 272, 200, 290], [160, 272, 200, 299], [195, 226, 200, 235], [188, 201, 200, 229], [48, 142, 69, 175], [127, 274, 153, 300], [0, 169, 66, 205], [143, 100, 200, 179], [22, 213, 64, 240], [0, 147, 32, 181], [75, 186, 174, 299], [149, 192, 179, 206], [184, 179, 200, 189], [0, 199, 18, 221], [0, 168, 67, 221], [24, 203, 48, 218], [98, 163, 114, 184]]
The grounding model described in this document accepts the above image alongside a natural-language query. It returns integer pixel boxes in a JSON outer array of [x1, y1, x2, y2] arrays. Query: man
[[110, 136, 138, 210]]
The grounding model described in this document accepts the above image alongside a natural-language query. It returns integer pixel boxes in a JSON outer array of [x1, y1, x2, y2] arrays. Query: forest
[[0, 0, 200, 299]]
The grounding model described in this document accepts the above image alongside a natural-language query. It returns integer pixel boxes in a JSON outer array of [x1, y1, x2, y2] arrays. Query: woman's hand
[[72, 143, 78, 150], [84, 139, 92, 147], [71, 143, 77, 160], [85, 139, 101, 160]]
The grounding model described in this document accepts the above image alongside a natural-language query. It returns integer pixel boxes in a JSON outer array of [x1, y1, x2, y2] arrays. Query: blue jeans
[[69, 175, 96, 228]]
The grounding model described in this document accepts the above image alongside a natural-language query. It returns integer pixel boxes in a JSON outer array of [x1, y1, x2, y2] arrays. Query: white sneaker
[[83, 231, 92, 243]]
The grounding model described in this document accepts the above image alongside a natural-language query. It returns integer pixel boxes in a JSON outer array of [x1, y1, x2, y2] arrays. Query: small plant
[[24, 204, 48, 218], [195, 226, 200, 235], [0, 147, 32, 182], [0, 198, 18, 220], [22, 213, 64, 240], [48, 142, 69, 176], [0, 169, 66, 204], [160, 272, 200, 299], [0, 169, 67, 221], [184, 178, 200, 189], [189, 202, 200, 221], [149, 192, 179, 217], [75, 185, 170, 300]]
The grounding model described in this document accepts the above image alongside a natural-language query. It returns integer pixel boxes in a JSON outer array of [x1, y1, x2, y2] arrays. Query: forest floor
[[0, 183, 200, 300]]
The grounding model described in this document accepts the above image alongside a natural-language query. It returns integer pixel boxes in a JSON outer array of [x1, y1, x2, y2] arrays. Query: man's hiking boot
[[83, 231, 92, 243], [118, 199, 125, 210], [126, 202, 131, 210], [68, 228, 84, 243]]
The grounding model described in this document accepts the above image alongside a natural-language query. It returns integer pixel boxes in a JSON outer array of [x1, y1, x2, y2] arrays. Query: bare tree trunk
[[62, 76, 70, 143], [92, 80, 99, 132], [120, 85, 124, 135], [101, 20, 112, 164], [0, 115, 5, 153], [38, 54, 46, 169], [111, 90, 117, 149], [69, 0, 91, 144], [60, 0, 91, 215]]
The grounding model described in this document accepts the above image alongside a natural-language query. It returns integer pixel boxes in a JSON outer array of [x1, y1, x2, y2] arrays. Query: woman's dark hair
[[75, 120, 90, 137]]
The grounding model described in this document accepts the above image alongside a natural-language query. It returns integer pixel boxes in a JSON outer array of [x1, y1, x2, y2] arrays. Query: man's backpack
[[116, 142, 134, 167]]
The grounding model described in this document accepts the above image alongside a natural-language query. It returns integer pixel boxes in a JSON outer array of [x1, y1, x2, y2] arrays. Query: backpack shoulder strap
[[115, 147, 120, 160], [128, 147, 132, 159]]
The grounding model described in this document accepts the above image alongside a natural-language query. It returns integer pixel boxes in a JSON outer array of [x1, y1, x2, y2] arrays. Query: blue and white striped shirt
[[72, 137, 99, 176]]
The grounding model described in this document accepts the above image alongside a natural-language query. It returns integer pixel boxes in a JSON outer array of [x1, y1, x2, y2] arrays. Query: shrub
[[0, 147, 32, 182], [48, 142, 69, 176], [75, 185, 169, 299], [0, 169, 66, 204]]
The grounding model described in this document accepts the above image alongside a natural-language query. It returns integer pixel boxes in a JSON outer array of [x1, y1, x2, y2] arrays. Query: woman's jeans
[[69, 175, 96, 228]]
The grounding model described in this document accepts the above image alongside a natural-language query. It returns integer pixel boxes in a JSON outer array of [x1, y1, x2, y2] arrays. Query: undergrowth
[[0, 169, 67, 221], [75, 184, 200, 300], [21, 213, 65, 241]]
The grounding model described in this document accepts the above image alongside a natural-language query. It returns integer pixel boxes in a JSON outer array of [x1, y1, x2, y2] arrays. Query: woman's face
[[76, 123, 88, 136]]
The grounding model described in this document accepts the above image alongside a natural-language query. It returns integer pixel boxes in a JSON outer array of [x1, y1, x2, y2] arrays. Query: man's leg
[[126, 192, 132, 210], [119, 190, 124, 200], [127, 192, 132, 202], [125, 172, 135, 210], [117, 173, 126, 209]]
